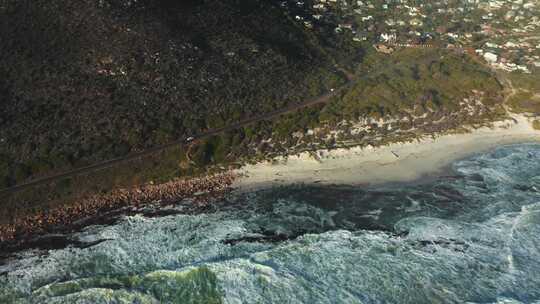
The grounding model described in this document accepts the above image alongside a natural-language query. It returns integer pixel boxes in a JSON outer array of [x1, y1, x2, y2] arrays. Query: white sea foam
[[2, 144, 540, 303]]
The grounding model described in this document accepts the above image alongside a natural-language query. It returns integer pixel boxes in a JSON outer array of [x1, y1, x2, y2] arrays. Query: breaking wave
[[2, 143, 540, 303]]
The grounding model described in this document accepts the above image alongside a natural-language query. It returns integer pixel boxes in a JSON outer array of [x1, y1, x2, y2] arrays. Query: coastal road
[[0, 70, 355, 196]]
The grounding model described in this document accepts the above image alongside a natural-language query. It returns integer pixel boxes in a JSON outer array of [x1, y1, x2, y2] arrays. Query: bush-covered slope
[[0, 2, 509, 225], [0, 0, 356, 187], [329, 49, 503, 121]]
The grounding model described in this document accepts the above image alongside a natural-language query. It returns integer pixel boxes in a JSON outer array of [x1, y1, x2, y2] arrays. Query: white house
[[484, 52, 498, 63]]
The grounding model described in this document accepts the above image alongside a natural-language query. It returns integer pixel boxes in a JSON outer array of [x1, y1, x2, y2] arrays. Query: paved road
[[0, 73, 354, 196]]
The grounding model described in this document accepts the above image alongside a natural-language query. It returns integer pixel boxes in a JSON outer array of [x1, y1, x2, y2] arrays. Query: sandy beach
[[233, 113, 540, 191]]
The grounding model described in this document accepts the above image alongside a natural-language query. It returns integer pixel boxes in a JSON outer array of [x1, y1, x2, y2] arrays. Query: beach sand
[[233, 114, 540, 191]]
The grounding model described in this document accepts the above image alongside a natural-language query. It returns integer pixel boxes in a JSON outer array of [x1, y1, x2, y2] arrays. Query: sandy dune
[[234, 114, 540, 191]]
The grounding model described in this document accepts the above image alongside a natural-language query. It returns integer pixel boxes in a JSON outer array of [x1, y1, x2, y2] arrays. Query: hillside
[[0, 0, 358, 188], [0, 0, 510, 225], [200, 48, 506, 163]]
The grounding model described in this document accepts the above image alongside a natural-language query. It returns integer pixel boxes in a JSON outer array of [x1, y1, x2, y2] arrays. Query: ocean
[[1, 143, 540, 303]]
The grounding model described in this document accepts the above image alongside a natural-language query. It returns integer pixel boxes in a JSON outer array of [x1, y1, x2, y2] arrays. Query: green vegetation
[[507, 90, 540, 114], [0, 46, 505, 223], [0, 144, 201, 223], [231, 48, 504, 142], [333, 48, 502, 121], [507, 70, 540, 93], [533, 120, 540, 131], [0, 0, 355, 188], [0, 1, 508, 226], [188, 48, 505, 164]]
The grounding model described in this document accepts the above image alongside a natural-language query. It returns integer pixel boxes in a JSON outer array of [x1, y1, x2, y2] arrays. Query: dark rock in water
[[0, 235, 112, 262], [359, 222, 393, 233], [440, 175, 465, 181], [433, 185, 466, 202], [514, 184, 538, 193], [143, 209, 184, 218], [467, 173, 485, 182], [222, 233, 292, 246], [3, 144, 540, 302], [392, 230, 410, 238], [412, 238, 469, 253], [464, 173, 489, 191]]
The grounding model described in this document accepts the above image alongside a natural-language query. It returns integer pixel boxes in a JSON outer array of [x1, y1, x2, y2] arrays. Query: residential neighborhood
[[283, 0, 540, 74]]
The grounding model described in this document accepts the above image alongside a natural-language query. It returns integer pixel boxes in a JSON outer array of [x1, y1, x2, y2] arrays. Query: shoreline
[[232, 113, 540, 192], [2, 113, 538, 253], [0, 173, 236, 247]]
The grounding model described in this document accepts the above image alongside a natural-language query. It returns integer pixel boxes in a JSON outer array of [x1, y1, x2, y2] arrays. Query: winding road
[[2, 50, 511, 197], [0, 69, 355, 196]]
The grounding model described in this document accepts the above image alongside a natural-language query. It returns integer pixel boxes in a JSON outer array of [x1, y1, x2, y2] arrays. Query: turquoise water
[[1, 143, 540, 303]]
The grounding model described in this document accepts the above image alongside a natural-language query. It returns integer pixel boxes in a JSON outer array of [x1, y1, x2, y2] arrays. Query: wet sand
[[2, 113, 539, 253], [233, 114, 540, 192]]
